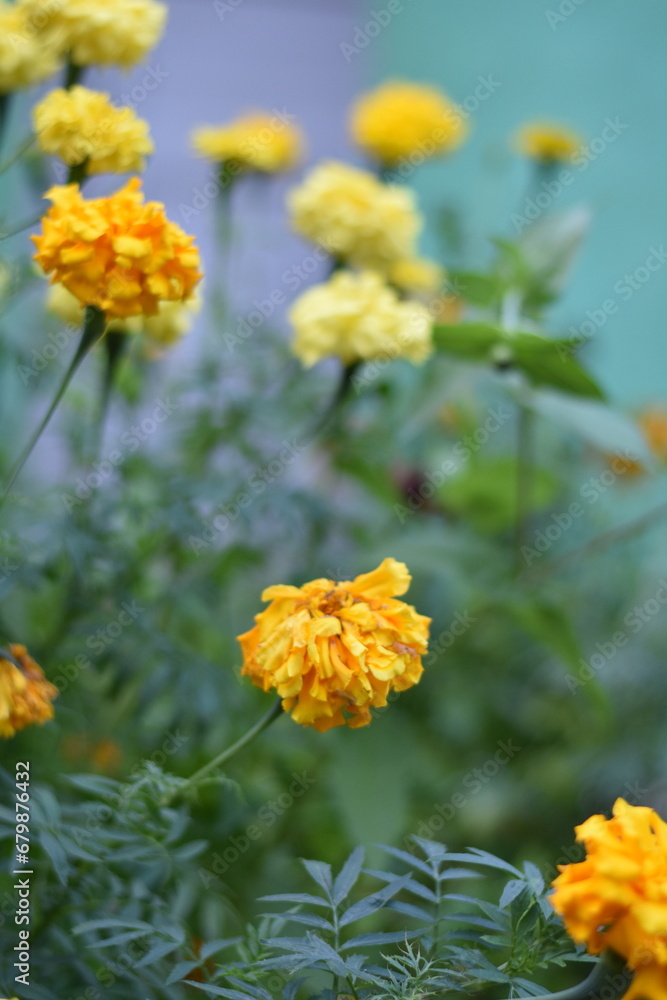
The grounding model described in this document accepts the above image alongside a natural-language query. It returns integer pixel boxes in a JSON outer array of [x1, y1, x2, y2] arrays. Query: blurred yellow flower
[[192, 113, 304, 173], [350, 80, 467, 166], [639, 407, 667, 463], [18, 0, 167, 69], [389, 256, 444, 296], [33, 86, 153, 174], [289, 270, 433, 368], [0, 2, 61, 94], [0, 644, 58, 739], [142, 291, 201, 355], [238, 558, 430, 732], [288, 161, 422, 269], [551, 798, 667, 1000], [515, 121, 583, 163], [33, 178, 202, 319], [46, 282, 142, 333]]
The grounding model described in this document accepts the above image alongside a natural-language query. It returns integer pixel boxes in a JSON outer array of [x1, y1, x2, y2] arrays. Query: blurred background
[[2, 0, 667, 940]]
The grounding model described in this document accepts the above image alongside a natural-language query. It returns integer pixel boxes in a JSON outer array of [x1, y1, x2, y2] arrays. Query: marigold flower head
[[350, 80, 467, 166], [289, 270, 433, 368], [0, 2, 61, 94], [515, 121, 583, 163], [192, 113, 304, 173], [0, 644, 58, 739], [18, 0, 167, 69], [238, 558, 430, 732], [288, 161, 422, 269], [33, 178, 202, 320], [33, 86, 153, 175], [551, 798, 667, 1000], [389, 256, 445, 296]]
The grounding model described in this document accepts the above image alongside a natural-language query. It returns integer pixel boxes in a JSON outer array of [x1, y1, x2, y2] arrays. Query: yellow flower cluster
[[33, 178, 202, 319], [33, 86, 153, 175], [238, 558, 430, 732], [350, 80, 467, 166], [0, 1, 61, 94], [288, 161, 422, 270], [289, 270, 433, 368], [192, 113, 304, 174], [515, 120, 583, 163], [0, 645, 58, 739], [551, 798, 667, 1000], [389, 256, 444, 296], [18, 0, 167, 69]]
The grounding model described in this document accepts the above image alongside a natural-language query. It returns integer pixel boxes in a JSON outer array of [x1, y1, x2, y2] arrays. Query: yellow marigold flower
[[46, 282, 142, 333], [389, 257, 444, 296], [33, 86, 153, 175], [289, 270, 433, 368], [192, 113, 304, 173], [288, 161, 422, 269], [515, 121, 583, 163], [640, 407, 667, 463], [0, 2, 61, 94], [238, 558, 430, 732], [350, 80, 467, 166], [18, 0, 167, 69], [33, 177, 202, 319], [551, 798, 667, 1000], [0, 644, 58, 739]]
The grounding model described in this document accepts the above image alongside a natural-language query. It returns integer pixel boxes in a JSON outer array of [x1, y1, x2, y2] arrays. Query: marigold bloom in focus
[[192, 113, 304, 173], [0, 644, 58, 739], [238, 558, 430, 732], [288, 161, 422, 269], [515, 121, 583, 163], [289, 270, 433, 368], [551, 798, 667, 1000], [33, 178, 202, 319], [0, 2, 61, 94], [18, 0, 167, 69], [33, 86, 153, 174], [350, 80, 467, 166], [389, 257, 444, 296]]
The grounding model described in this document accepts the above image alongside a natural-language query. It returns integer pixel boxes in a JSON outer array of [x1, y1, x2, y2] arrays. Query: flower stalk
[[0, 305, 107, 507]]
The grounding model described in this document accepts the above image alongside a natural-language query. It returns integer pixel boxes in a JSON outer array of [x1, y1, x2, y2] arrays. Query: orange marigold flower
[[551, 798, 667, 1000], [238, 558, 430, 732], [32, 177, 202, 319], [0, 644, 58, 739]]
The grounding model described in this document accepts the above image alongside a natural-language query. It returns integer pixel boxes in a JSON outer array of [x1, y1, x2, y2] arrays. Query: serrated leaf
[[339, 874, 412, 927], [166, 960, 200, 985], [300, 858, 333, 896], [333, 846, 364, 905], [432, 322, 502, 360], [341, 929, 424, 949], [259, 911, 333, 931], [374, 844, 436, 877], [259, 892, 329, 907]]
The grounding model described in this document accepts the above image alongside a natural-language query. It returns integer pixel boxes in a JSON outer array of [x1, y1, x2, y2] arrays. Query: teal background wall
[[365, 0, 667, 405]]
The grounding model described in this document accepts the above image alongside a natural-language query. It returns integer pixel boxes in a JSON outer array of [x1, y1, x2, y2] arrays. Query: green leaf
[[432, 322, 503, 360], [450, 272, 501, 308], [529, 390, 651, 458], [339, 874, 412, 927], [510, 334, 604, 399], [300, 858, 333, 896], [333, 846, 365, 905]]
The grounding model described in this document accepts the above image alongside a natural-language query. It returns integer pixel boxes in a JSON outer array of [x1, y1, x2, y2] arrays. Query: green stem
[[0, 133, 37, 175], [514, 403, 533, 574], [67, 157, 89, 185], [96, 328, 129, 448], [170, 697, 284, 801], [0, 305, 107, 507], [64, 58, 84, 89], [0, 211, 44, 242], [502, 950, 628, 1000], [309, 360, 361, 442], [0, 94, 10, 158]]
